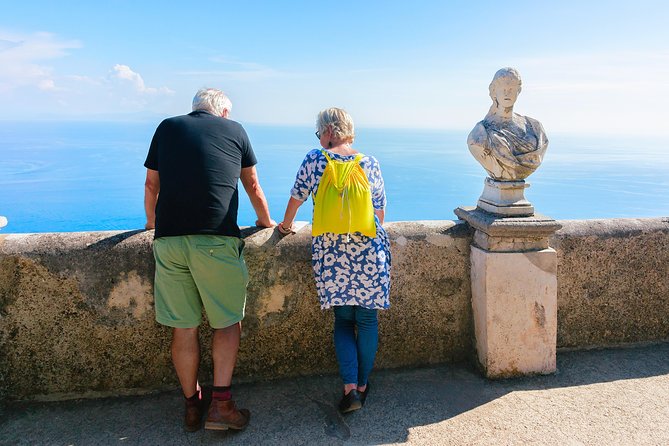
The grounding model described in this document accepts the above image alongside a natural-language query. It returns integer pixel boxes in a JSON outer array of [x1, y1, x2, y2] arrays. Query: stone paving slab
[[1, 343, 668, 445]]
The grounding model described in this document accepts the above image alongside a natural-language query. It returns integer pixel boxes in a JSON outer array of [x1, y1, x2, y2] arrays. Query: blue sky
[[1, 0, 668, 135]]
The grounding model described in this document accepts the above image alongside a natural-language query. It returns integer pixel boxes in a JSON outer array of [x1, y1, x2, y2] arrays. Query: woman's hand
[[277, 221, 295, 235], [278, 197, 303, 236]]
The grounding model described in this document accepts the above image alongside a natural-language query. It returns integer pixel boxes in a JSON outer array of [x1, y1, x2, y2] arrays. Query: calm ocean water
[[0, 121, 667, 233]]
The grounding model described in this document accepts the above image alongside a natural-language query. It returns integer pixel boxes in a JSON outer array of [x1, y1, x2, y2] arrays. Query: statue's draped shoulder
[[525, 116, 548, 149], [467, 120, 488, 147]]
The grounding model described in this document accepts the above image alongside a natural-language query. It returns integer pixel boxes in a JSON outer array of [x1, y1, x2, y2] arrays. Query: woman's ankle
[[343, 383, 357, 394]]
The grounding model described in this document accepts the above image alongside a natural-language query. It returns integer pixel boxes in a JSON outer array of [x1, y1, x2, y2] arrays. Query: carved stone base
[[470, 245, 557, 378], [454, 207, 562, 253], [477, 177, 534, 217], [454, 206, 562, 379]]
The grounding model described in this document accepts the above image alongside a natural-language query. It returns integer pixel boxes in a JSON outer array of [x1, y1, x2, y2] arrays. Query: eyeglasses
[[315, 131, 321, 140]]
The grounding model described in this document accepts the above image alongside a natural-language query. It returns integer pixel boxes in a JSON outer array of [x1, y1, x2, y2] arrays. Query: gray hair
[[317, 107, 355, 143], [489, 67, 522, 97], [192, 88, 232, 116]]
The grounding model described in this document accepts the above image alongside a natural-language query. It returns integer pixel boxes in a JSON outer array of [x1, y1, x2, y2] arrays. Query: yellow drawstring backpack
[[312, 150, 376, 238]]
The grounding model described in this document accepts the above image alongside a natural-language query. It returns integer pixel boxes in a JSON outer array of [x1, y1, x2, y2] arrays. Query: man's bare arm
[[240, 166, 275, 228], [144, 169, 160, 230]]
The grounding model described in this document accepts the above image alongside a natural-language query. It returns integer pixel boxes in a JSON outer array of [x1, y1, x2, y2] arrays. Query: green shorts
[[152, 235, 249, 329]]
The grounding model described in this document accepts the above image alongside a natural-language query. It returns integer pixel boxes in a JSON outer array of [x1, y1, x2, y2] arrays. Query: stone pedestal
[[477, 177, 534, 217], [455, 206, 561, 378]]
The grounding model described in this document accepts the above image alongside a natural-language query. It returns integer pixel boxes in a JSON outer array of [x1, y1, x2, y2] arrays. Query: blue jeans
[[333, 305, 378, 386]]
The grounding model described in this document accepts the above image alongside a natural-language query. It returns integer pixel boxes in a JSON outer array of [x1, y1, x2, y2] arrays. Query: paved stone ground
[[1, 343, 668, 445]]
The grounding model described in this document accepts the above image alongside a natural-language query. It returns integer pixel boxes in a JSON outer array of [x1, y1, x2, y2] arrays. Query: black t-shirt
[[144, 110, 257, 238]]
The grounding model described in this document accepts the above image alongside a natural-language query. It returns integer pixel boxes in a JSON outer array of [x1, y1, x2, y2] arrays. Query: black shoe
[[338, 389, 362, 414], [359, 382, 370, 407]]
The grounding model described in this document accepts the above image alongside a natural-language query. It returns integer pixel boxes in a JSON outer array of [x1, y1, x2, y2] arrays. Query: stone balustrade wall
[[552, 218, 669, 347], [1, 217, 667, 400]]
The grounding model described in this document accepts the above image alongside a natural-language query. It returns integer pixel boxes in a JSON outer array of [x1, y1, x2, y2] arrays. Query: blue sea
[[0, 121, 667, 233]]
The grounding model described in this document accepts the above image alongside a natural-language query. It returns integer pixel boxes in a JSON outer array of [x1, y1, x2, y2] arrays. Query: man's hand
[[256, 218, 277, 228]]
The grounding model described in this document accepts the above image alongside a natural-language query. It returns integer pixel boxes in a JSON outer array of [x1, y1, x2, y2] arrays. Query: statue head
[[488, 67, 522, 110], [470, 66, 549, 182]]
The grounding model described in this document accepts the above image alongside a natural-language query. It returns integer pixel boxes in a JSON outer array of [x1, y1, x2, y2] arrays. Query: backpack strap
[[320, 149, 365, 164], [320, 149, 333, 163]]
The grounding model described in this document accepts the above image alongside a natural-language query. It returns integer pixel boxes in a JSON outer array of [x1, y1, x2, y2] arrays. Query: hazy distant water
[[0, 121, 667, 233]]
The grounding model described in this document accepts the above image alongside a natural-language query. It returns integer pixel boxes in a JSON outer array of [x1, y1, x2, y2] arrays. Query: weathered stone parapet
[[1, 218, 667, 400], [551, 218, 669, 348], [0, 221, 474, 401]]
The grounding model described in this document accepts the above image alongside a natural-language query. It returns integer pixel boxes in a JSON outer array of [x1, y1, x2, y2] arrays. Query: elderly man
[[144, 88, 275, 432]]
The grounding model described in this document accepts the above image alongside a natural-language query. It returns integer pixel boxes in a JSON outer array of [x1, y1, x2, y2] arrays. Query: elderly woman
[[278, 107, 391, 413], [467, 67, 548, 181]]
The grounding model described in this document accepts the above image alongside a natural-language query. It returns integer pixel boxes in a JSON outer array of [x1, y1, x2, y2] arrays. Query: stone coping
[[1, 217, 667, 400]]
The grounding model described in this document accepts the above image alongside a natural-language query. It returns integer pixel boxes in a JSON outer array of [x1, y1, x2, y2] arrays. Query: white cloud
[[178, 56, 282, 81], [37, 79, 56, 91], [0, 30, 81, 92], [516, 51, 669, 94], [111, 64, 174, 94], [65, 74, 102, 85], [0, 28, 176, 116], [501, 51, 669, 135], [0, 39, 20, 51]]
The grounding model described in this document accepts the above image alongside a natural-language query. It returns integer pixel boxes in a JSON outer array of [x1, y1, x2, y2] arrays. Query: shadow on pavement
[[1, 342, 668, 445]]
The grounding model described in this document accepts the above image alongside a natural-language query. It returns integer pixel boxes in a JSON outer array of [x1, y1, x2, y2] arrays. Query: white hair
[[317, 107, 355, 143], [192, 88, 232, 116]]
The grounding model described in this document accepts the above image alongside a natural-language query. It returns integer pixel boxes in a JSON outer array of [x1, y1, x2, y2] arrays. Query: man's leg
[[153, 236, 205, 432], [172, 327, 200, 397], [212, 322, 240, 386], [188, 236, 250, 430], [205, 321, 250, 430]]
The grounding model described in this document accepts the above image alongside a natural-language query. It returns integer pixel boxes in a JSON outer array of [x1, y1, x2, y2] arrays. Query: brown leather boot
[[184, 399, 203, 432], [204, 399, 250, 431]]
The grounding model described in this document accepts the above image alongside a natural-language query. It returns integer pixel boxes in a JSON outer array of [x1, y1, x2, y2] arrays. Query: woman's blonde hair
[[317, 107, 355, 143]]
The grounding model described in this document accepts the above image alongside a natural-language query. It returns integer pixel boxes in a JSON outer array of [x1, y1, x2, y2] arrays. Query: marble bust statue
[[467, 67, 548, 181]]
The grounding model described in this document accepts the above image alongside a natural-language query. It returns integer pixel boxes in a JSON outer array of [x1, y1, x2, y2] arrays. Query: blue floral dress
[[290, 149, 391, 310]]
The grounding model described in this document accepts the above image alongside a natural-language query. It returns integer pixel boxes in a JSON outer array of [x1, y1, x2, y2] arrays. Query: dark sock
[[212, 385, 232, 401], [185, 390, 200, 405]]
